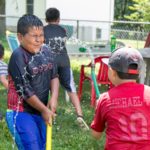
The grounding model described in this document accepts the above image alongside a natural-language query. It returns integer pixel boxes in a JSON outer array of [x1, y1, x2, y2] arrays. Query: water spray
[[68, 37, 100, 98]]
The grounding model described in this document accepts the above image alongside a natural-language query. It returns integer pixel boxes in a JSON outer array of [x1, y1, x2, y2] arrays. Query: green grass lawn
[[0, 59, 106, 150], [0, 37, 106, 149], [0, 83, 105, 150], [118, 39, 145, 49], [0, 35, 147, 149]]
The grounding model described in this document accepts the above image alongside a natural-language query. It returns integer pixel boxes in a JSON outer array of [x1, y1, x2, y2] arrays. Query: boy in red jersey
[[91, 47, 150, 150]]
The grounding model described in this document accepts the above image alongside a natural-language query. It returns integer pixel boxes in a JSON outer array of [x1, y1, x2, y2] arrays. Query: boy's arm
[[0, 75, 8, 89], [50, 77, 59, 100], [90, 94, 106, 140], [47, 77, 59, 112], [27, 95, 54, 124], [91, 129, 103, 140]]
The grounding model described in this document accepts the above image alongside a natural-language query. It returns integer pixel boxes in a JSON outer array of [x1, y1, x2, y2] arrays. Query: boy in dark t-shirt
[[44, 7, 89, 130], [6, 14, 59, 150]]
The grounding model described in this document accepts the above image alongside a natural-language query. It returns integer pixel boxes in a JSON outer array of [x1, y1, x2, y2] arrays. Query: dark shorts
[[58, 66, 76, 93], [6, 110, 46, 150]]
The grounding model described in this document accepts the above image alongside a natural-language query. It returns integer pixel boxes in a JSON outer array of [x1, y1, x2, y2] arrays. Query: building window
[[96, 28, 102, 39], [26, 0, 34, 14]]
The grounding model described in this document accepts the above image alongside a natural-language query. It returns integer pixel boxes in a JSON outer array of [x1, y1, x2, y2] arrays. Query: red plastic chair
[[144, 33, 150, 48], [78, 56, 113, 106]]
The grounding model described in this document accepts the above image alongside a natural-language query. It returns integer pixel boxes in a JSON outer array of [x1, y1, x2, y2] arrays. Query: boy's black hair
[[0, 43, 4, 59], [17, 14, 43, 35], [116, 64, 138, 80], [45, 8, 60, 22]]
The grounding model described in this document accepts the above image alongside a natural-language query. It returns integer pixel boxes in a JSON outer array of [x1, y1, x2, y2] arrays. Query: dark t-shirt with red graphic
[[7, 45, 58, 114], [44, 24, 70, 67]]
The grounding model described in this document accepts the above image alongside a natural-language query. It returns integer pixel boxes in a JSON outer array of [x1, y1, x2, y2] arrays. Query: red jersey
[[91, 82, 150, 150]]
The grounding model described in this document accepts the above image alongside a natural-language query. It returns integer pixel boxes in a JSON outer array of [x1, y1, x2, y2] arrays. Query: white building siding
[[46, 0, 114, 21], [6, 0, 26, 27], [5, 0, 114, 41], [34, 1, 45, 20]]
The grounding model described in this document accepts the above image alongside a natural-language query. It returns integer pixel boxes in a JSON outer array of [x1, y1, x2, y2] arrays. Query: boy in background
[[0, 43, 8, 120], [91, 47, 150, 150], [6, 14, 59, 150], [44, 7, 89, 130], [0, 43, 8, 89]]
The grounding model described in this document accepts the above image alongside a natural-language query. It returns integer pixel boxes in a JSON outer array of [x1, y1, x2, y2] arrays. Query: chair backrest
[[61, 24, 74, 39], [6, 31, 19, 52], [94, 56, 110, 84]]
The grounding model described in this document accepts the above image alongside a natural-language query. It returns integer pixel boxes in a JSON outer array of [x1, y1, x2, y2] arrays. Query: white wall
[[5, 0, 114, 40], [5, 0, 46, 27], [46, 0, 114, 41], [6, 0, 26, 16], [6, 0, 26, 26], [34, 0, 45, 20], [5, 0, 114, 22], [46, 0, 114, 21], [5, 0, 114, 24]]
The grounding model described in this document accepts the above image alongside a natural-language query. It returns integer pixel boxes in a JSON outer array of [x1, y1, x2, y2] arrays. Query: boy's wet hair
[[0, 43, 4, 59], [45, 7, 60, 22], [17, 14, 43, 35]]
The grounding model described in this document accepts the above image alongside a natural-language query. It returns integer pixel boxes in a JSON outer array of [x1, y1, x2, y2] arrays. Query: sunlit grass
[[0, 37, 105, 149], [0, 36, 146, 149], [118, 39, 145, 49], [0, 58, 105, 149]]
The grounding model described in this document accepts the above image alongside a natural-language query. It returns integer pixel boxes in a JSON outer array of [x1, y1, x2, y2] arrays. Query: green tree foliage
[[114, 0, 150, 38], [114, 0, 135, 20], [124, 0, 150, 31], [114, 0, 150, 22], [114, 0, 136, 32], [144, 1, 150, 21], [125, 0, 150, 22]]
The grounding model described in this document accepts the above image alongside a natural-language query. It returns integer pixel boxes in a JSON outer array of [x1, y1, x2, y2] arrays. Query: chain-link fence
[[1, 15, 150, 52], [111, 21, 150, 49]]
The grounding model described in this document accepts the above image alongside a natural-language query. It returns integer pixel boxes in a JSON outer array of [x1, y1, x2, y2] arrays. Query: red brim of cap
[[128, 69, 139, 74]]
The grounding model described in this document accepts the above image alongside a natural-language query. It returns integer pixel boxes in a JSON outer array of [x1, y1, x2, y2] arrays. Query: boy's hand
[[47, 97, 58, 113], [41, 108, 54, 125]]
